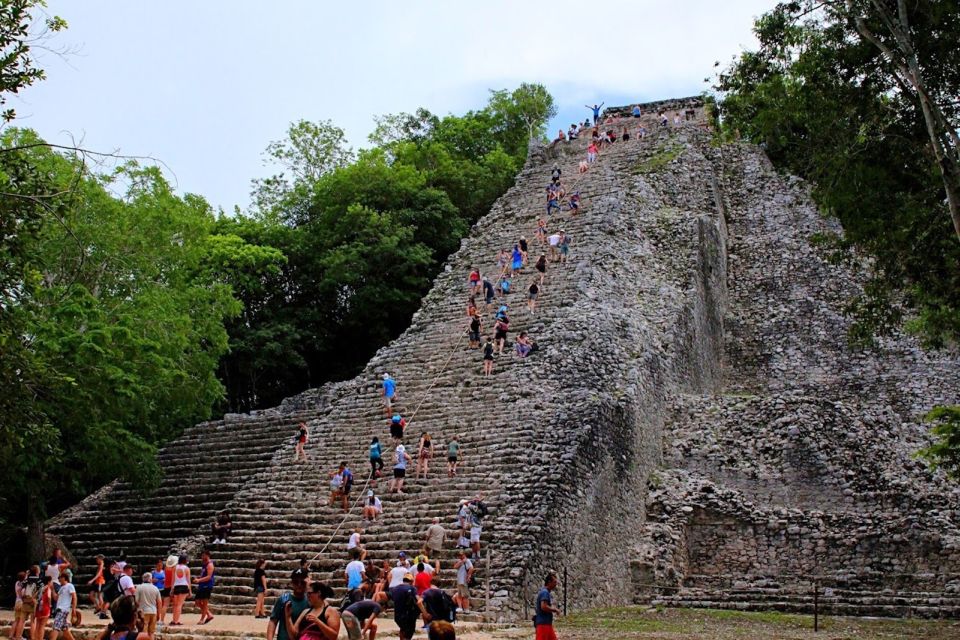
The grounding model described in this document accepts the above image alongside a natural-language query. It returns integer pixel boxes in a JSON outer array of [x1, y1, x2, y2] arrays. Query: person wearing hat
[[159, 556, 176, 625], [362, 489, 382, 522], [267, 569, 310, 640], [388, 573, 422, 640], [381, 373, 397, 416], [390, 443, 412, 494]]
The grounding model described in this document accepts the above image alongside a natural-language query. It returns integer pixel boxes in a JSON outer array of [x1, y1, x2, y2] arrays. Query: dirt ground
[[4, 606, 959, 639]]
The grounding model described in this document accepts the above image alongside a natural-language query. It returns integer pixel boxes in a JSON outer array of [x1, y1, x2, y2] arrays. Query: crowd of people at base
[[10, 549, 215, 640]]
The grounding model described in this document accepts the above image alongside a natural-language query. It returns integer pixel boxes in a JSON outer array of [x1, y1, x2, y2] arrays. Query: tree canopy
[[716, 0, 960, 347]]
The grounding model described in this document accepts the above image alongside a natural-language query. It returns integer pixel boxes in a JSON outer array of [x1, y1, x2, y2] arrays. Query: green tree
[[917, 406, 960, 480], [251, 119, 354, 217], [0, 0, 66, 122], [487, 82, 557, 156], [716, 1, 960, 347], [0, 130, 240, 556]]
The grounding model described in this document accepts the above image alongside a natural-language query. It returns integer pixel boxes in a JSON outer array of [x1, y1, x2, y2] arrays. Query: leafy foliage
[[222, 85, 554, 411], [0, 130, 240, 537], [0, 0, 66, 122], [917, 406, 960, 480], [715, 1, 960, 348]]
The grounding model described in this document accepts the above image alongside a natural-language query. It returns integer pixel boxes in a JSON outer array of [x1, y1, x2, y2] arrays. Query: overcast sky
[[14, 1, 775, 213]]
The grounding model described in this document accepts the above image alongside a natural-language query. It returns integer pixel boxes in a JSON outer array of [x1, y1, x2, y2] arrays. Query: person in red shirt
[[32, 576, 53, 640], [413, 564, 432, 595]]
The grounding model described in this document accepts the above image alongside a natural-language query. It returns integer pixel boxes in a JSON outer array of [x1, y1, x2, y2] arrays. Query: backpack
[[425, 589, 457, 623], [102, 576, 123, 603], [20, 578, 39, 608]]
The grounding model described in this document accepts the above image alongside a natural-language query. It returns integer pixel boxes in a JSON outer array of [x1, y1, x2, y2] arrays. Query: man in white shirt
[[50, 574, 76, 640], [346, 528, 366, 560], [135, 573, 162, 638], [119, 565, 136, 597], [344, 550, 366, 592]]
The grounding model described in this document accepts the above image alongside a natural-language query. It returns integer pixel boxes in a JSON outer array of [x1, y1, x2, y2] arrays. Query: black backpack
[[425, 589, 457, 623], [102, 577, 123, 603]]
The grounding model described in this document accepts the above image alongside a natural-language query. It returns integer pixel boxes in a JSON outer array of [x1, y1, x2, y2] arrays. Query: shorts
[[382, 395, 393, 408], [470, 526, 482, 543], [90, 583, 102, 594], [457, 583, 470, 598], [394, 468, 406, 478], [142, 613, 157, 635], [254, 585, 265, 594], [398, 619, 417, 639], [194, 587, 213, 601], [528, 292, 538, 301], [341, 610, 362, 640], [494, 329, 507, 341], [561, 245, 569, 254], [53, 609, 71, 631], [469, 330, 480, 342], [173, 585, 190, 596], [14, 602, 30, 623], [483, 354, 494, 362], [159, 588, 170, 598], [448, 455, 458, 463], [512, 260, 522, 270], [535, 624, 558, 640], [390, 424, 404, 439]]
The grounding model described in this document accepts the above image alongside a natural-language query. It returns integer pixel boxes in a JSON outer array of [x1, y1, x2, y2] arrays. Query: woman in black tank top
[[287, 582, 339, 640]]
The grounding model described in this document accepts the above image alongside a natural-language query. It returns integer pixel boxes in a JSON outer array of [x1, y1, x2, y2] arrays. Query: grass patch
[[535, 606, 960, 640], [560, 607, 684, 633], [635, 144, 684, 174]]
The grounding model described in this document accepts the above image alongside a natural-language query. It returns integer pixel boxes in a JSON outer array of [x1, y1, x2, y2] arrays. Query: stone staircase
[[47, 98, 960, 622], [49, 113, 710, 619]]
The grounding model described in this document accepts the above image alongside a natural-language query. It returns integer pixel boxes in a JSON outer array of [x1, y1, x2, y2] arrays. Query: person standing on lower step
[[192, 550, 215, 625], [422, 518, 446, 571], [534, 572, 561, 640], [253, 559, 268, 619], [391, 444, 412, 494]]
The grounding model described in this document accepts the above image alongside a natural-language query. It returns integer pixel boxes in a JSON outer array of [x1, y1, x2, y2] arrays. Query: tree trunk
[[26, 492, 46, 562], [843, 0, 960, 242]]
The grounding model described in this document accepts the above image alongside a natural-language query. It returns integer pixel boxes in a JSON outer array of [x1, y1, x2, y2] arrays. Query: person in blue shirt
[[534, 572, 561, 640], [369, 437, 384, 478], [585, 102, 604, 125], [267, 569, 310, 640], [381, 373, 397, 415]]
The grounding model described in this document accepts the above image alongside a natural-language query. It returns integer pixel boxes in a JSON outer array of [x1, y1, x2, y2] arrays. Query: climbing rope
[[304, 125, 640, 566]]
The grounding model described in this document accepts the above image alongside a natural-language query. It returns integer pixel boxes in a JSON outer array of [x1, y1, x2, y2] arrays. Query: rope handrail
[[304, 125, 644, 567]]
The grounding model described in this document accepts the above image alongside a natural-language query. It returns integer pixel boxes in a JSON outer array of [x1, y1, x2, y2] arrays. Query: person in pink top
[[587, 142, 598, 164]]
